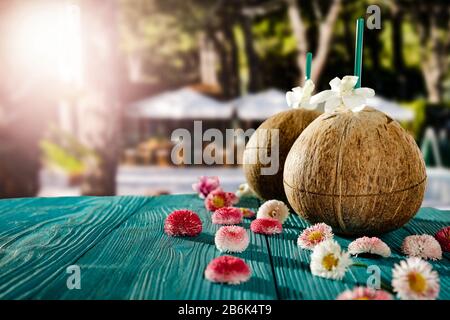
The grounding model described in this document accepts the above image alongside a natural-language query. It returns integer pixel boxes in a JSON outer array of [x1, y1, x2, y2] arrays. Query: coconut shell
[[283, 107, 426, 235], [243, 108, 321, 203]]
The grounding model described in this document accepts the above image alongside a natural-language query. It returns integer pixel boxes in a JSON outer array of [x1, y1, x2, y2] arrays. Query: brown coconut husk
[[243, 108, 321, 203], [283, 107, 426, 235]]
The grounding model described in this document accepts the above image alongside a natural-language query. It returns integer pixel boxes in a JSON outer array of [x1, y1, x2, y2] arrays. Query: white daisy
[[235, 183, 255, 198], [392, 257, 440, 300], [310, 76, 374, 113], [286, 79, 318, 110], [310, 239, 352, 280], [256, 199, 290, 224]]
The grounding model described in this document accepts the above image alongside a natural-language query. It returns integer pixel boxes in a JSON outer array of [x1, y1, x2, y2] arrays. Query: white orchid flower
[[286, 79, 318, 110], [310, 76, 375, 113]]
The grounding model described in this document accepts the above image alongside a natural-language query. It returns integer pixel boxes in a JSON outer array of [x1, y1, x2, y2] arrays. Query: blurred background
[[0, 0, 449, 207]]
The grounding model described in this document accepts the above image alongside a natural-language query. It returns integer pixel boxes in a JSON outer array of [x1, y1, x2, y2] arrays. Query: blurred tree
[[403, 0, 450, 103], [79, 0, 124, 196], [286, 0, 342, 85]]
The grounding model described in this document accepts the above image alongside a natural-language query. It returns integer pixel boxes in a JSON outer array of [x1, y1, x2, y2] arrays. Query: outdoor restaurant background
[[0, 0, 449, 208]]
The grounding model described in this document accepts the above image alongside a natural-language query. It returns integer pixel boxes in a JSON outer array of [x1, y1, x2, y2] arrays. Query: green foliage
[[401, 99, 427, 140], [40, 140, 85, 175], [40, 127, 97, 175]]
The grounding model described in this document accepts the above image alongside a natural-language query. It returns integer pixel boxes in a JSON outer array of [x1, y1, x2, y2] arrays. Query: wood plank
[[0, 196, 148, 299], [267, 208, 450, 300], [35, 195, 278, 300]]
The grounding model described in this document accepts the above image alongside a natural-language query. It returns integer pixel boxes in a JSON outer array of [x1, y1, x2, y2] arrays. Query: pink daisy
[[226, 192, 239, 206], [348, 237, 391, 258], [250, 218, 282, 235], [204, 255, 251, 285], [392, 257, 440, 300], [192, 176, 220, 198], [164, 210, 202, 237], [435, 226, 450, 252], [239, 207, 256, 219], [215, 226, 249, 253], [212, 207, 243, 225], [204, 189, 238, 211], [402, 235, 442, 260], [336, 286, 393, 300], [297, 223, 333, 250]]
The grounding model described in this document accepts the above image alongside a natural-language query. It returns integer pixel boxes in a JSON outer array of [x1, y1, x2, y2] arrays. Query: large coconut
[[243, 108, 321, 203], [283, 107, 426, 235]]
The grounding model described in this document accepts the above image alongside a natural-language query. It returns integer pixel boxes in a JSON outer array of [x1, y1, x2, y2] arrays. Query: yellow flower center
[[308, 231, 323, 243], [354, 297, 370, 300], [212, 196, 224, 208], [322, 253, 339, 271], [408, 272, 427, 294], [269, 209, 278, 218]]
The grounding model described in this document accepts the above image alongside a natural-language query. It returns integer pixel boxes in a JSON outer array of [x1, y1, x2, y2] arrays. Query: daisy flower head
[[250, 218, 282, 235], [239, 207, 256, 219], [164, 210, 202, 237], [212, 207, 243, 225], [286, 79, 318, 110], [257, 199, 289, 224], [205, 189, 237, 211], [215, 226, 249, 253], [392, 257, 440, 300], [402, 234, 442, 260], [336, 286, 393, 300], [435, 226, 450, 252], [297, 223, 333, 250], [348, 237, 391, 258], [204, 255, 251, 285], [192, 176, 220, 198], [235, 183, 255, 198], [310, 239, 352, 280], [310, 76, 375, 113]]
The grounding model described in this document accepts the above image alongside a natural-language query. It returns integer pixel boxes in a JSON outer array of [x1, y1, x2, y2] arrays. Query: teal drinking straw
[[305, 52, 312, 81], [354, 18, 364, 88]]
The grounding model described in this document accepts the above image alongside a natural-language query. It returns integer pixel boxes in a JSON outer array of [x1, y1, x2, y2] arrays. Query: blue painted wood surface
[[0, 194, 448, 300]]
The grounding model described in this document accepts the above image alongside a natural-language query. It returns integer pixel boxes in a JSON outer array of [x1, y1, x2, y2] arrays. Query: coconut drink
[[243, 54, 323, 203], [243, 106, 321, 203], [283, 76, 426, 235]]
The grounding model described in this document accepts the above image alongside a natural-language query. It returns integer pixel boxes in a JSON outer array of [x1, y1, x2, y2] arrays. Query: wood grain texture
[[0, 196, 148, 299], [284, 107, 427, 235], [0, 195, 448, 300], [0, 195, 277, 300]]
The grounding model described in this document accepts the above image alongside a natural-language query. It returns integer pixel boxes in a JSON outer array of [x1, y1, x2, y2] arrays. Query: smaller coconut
[[243, 108, 321, 203]]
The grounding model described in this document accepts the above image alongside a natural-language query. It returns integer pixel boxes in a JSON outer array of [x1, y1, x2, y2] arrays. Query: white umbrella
[[366, 96, 414, 122], [127, 87, 233, 119], [234, 89, 289, 120]]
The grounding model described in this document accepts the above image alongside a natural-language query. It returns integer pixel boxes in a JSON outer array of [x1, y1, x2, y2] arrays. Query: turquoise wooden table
[[0, 194, 448, 300]]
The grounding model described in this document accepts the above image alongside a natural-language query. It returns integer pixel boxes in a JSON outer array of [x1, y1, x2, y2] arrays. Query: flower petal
[[342, 95, 365, 110], [341, 76, 359, 91], [310, 90, 335, 104], [302, 79, 315, 96], [329, 77, 341, 92], [286, 91, 296, 108], [324, 97, 341, 113], [354, 87, 375, 98]]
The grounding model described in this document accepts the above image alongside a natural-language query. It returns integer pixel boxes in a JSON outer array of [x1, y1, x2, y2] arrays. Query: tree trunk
[[79, 0, 122, 196], [239, 15, 261, 93], [286, 0, 341, 85], [410, 2, 449, 104]]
